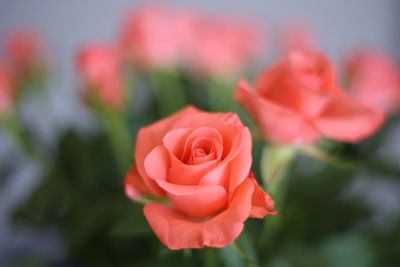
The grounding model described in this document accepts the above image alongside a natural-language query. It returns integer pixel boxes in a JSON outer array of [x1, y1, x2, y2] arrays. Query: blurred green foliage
[[3, 68, 400, 267]]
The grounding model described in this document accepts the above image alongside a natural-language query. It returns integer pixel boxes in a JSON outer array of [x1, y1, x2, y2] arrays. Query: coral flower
[[234, 49, 385, 144], [280, 24, 315, 52], [344, 50, 400, 113], [76, 44, 124, 110], [121, 5, 262, 76], [121, 6, 198, 69], [190, 19, 262, 76], [124, 106, 275, 249], [0, 64, 15, 116], [6, 29, 49, 73]]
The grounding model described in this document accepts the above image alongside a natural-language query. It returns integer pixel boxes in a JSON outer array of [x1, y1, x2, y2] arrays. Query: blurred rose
[[121, 6, 198, 69], [190, 18, 262, 76], [280, 24, 315, 52], [76, 44, 124, 110], [344, 50, 400, 113], [0, 64, 15, 116], [234, 49, 384, 144], [5, 29, 49, 73], [125, 106, 275, 249], [120, 5, 262, 76]]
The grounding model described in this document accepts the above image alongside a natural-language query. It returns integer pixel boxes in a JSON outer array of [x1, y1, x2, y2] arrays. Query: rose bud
[[234, 49, 385, 144], [6, 29, 49, 75], [280, 23, 315, 52], [0, 64, 16, 116], [189, 18, 262, 77], [344, 49, 400, 114], [120, 5, 199, 69], [76, 43, 124, 110], [124, 106, 275, 249]]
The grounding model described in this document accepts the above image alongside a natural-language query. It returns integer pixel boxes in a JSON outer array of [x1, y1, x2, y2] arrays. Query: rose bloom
[[6, 29, 49, 73], [76, 44, 124, 110], [280, 24, 315, 52], [121, 6, 199, 69], [234, 49, 385, 144], [190, 18, 262, 77], [344, 50, 400, 113], [0, 64, 15, 116], [124, 106, 275, 249]]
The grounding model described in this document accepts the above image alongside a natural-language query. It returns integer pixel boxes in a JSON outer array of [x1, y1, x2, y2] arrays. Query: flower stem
[[96, 108, 132, 175], [149, 70, 188, 117], [258, 145, 294, 253], [260, 145, 295, 193], [2, 115, 48, 167], [3, 117, 35, 156], [206, 78, 236, 112], [258, 171, 289, 253]]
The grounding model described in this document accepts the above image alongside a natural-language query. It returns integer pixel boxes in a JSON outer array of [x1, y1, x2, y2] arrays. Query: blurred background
[[0, 1, 399, 267]]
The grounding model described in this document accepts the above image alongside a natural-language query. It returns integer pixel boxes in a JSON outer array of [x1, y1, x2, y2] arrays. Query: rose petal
[[124, 165, 151, 201], [234, 80, 321, 144], [143, 178, 255, 249], [163, 127, 223, 164], [199, 122, 244, 187], [189, 142, 217, 164], [255, 64, 303, 113], [228, 127, 252, 194], [144, 145, 170, 183], [183, 128, 223, 164], [156, 180, 228, 218], [345, 50, 400, 113], [168, 154, 219, 185], [163, 128, 221, 185], [136, 106, 199, 195], [296, 87, 335, 117], [218, 112, 245, 128], [288, 49, 336, 93], [136, 106, 245, 194], [314, 94, 385, 143], [258, 67, 332, 117], [248, 173, 277, 218], [162, 128, 193, 160]]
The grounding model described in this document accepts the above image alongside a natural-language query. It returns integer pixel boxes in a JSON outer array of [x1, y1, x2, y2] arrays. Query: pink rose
[[0, 64, 15, 116], [234, 49, 385, 144], [280, 23, 315, 52], [124, 106, 275, 249], [6, 29, 49, 73], [120, 6, 198, 69], [189, 18, 262, 76], [76, 43, 124, 110], [344, 49, 400, 113]]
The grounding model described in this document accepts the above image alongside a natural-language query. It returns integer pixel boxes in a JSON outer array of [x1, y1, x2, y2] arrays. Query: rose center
[[193, 148, 207, 157], [288, 50, 333, 93], [187, 138, 216, 164]]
